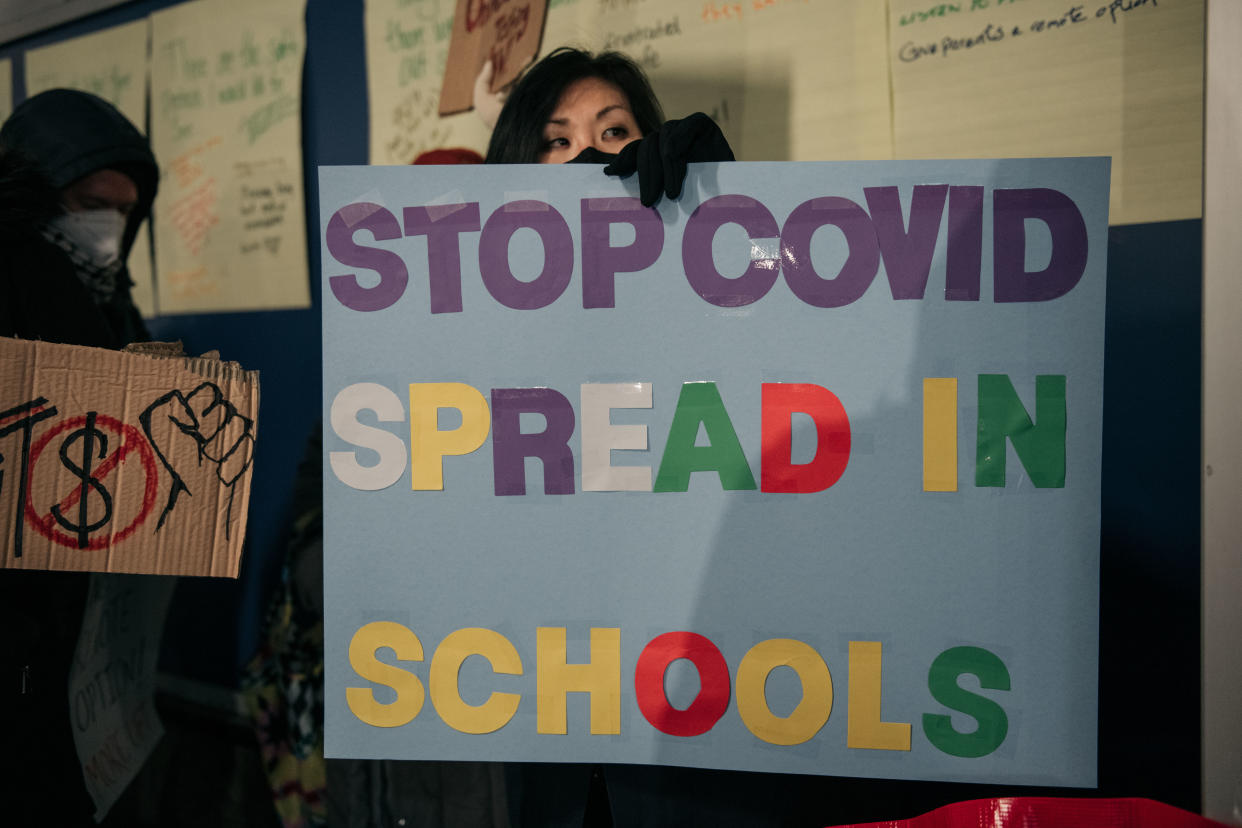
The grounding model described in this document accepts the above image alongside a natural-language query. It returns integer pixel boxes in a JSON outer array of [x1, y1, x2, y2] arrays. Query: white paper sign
[[69, 573, 173, 820]]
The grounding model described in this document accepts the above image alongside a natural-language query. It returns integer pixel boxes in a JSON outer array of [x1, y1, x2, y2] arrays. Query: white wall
[[1202, 0, 1242, 821]]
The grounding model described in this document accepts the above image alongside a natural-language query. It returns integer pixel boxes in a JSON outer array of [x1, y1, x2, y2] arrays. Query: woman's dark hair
[[484, 48, 664, 164]]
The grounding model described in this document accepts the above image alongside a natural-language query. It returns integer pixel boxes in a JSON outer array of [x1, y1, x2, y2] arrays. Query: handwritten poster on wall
[[321, 158, 1110, 784], [25, 20, 159, 317], [888, 0, 1203, 225], [539, 0, 893, 163], [366, 0, 1201, 225], [366, 0, 495, 164], [366, 0, 892, 164], [150, 0, 310, 314], [70, 574, 174, 821]]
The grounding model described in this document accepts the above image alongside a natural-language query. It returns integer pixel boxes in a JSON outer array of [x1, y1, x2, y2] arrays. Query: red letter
[[634, 632, 730, 737], [761, 383, 851, 493]]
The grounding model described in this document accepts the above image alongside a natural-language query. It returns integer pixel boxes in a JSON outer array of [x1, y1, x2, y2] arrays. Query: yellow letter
[[536, 627, 621, 734], [847, 641, 911, 750], [736, 638, 832, 746], [430, 628, 523, 734], [409, 382, 490, 490], [346, 621, 425, 728], [923, 378, 957, 492]]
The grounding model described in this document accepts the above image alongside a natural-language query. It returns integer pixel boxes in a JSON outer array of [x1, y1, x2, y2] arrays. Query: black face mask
[[566, 146, 619, 165]]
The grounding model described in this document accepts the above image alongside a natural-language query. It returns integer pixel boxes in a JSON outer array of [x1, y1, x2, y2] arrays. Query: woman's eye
[[544, 136, 569, 149], [603, 126, 629, 140]]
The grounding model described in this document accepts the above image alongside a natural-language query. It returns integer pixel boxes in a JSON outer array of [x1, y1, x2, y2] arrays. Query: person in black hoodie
[[0, 89, 158, 826], [0, 87, 157, 347]]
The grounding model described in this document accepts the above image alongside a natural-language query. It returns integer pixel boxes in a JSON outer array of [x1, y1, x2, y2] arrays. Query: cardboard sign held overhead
[[438, 0, 547, 116], [0, 337, 259, 577]]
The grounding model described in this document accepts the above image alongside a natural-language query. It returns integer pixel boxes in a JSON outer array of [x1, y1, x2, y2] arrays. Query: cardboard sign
[[320, 159, 1109, 786], [0, 338, 259, 577], [438, 0, 547, 115]]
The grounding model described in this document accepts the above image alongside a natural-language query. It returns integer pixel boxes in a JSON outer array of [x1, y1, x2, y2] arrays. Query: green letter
[[653, 382, 757, 492], [975, 374, 1065, 487], [922, 646, 1009, 758]]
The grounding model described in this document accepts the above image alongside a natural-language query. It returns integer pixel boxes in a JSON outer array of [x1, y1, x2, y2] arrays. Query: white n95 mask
[[46, 208, 127, 270]]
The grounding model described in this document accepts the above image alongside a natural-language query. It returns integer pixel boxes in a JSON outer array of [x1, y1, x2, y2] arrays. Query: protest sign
[[320, 159, 1109, 785], [0, 338, 259, 577], [70, 573, 174, 820], [437, 0, 547, 115]]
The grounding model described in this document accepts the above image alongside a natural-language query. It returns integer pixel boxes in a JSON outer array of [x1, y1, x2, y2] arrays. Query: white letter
[[330, 382, 407, 490], [580, 383, 652, 491]]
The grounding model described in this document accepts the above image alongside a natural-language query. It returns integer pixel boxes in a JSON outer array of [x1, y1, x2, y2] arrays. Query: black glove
[[603, 112, 735, 207]]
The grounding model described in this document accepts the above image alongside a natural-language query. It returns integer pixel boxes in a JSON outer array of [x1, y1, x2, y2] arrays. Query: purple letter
[[946, 186, 983, 301], [681, 195, 780, 307], [404, 203, 481, 314], [864, 185, 947, 300], [479, 201, 573, 310], [491, 388, 576, 496], [581, 198, 663, 308], [780, 197, 879, 308], [326, 203, 408, 312], [993, 188, 1088, 302]]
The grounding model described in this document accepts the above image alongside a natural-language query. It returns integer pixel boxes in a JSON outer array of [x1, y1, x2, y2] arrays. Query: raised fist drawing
[[139, 382, 255, 533]]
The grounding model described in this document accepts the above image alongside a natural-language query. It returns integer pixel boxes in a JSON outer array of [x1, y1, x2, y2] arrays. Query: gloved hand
[[604, 112, 735, 207]]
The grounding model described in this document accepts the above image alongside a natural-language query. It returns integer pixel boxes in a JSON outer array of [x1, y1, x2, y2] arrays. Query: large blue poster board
[[320, 158, 1109, 786]]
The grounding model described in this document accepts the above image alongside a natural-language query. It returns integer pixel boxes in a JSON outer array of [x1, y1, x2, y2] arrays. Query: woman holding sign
[[482, 47, 776, 828], [484, 47, 735, 207]]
